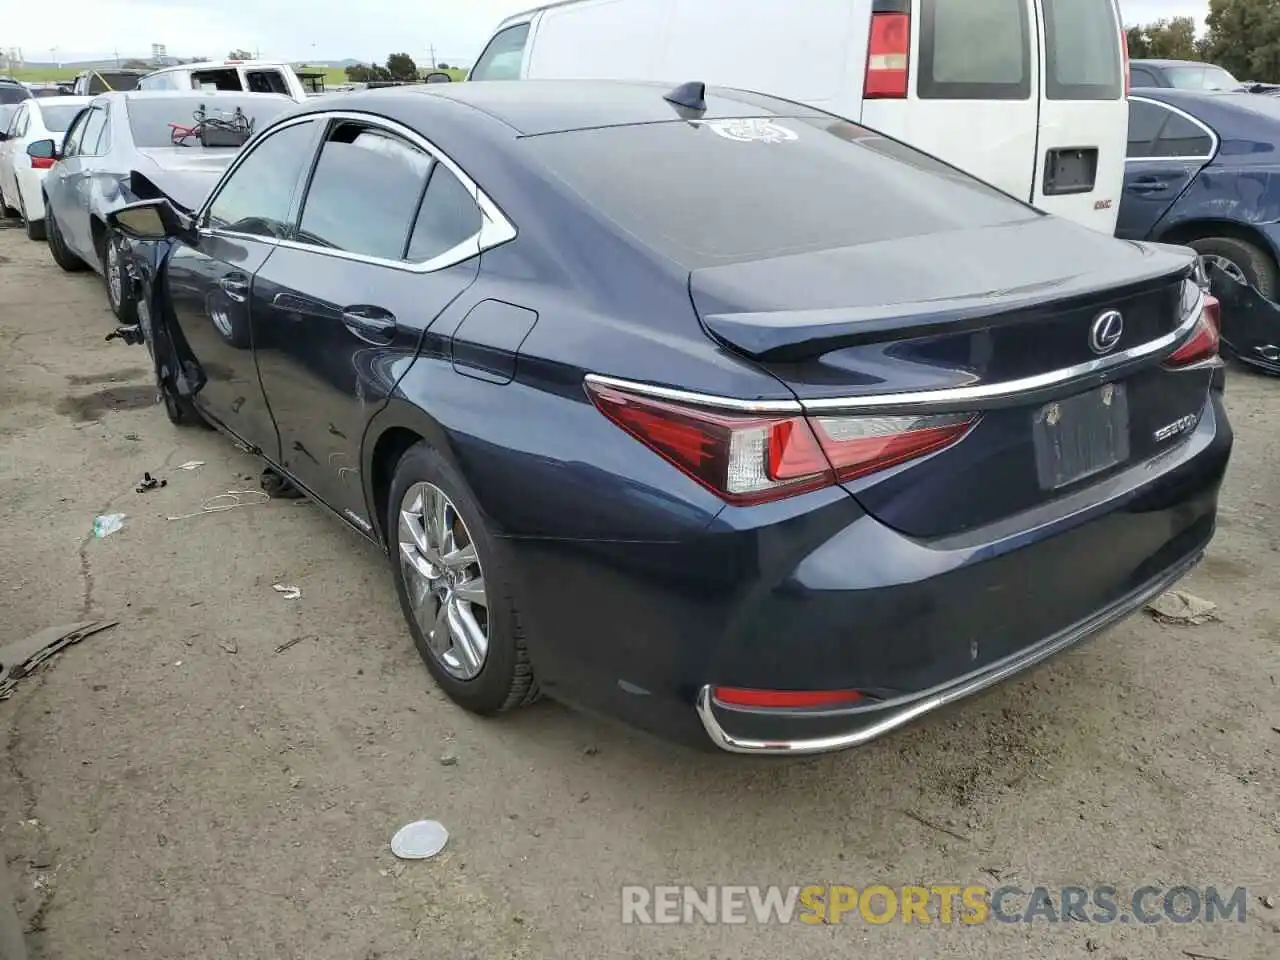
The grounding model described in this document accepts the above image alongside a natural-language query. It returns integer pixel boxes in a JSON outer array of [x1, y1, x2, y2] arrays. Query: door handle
[[341, 307, 398, 343], [1128, 178, 1169, 195], [219, 273, 249, 302]]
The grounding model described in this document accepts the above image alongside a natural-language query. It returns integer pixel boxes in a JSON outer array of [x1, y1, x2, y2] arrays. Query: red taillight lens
[[712, 686, 867, 709], [586, 381, 976, 506], [1121, 27, 1131, 96], [865, 11, 910, 99], [1164, 294, 1221, 368], [30, 156, 55, 170]]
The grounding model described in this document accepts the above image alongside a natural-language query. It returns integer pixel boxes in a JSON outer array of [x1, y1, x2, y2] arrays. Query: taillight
[[30, 157, 55, 170], [865, 8, 911, 100], [1164, 290, 1221, 369], [1121, 25, 1131, 95], [712, 687, 868, 709], [585, 381, 976, 506]]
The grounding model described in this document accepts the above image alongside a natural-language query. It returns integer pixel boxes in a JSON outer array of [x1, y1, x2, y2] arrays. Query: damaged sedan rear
[[105, 81, 1231, 755]]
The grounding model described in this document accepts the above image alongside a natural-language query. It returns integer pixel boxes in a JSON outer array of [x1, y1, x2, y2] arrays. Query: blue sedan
[[106, 81, 1230, 755], [1118, 89, 1280, 371]]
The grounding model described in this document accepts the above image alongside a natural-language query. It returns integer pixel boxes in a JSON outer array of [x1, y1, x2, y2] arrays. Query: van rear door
[[1031, 0, 1127, 233], [861, 0, 1039, 209]]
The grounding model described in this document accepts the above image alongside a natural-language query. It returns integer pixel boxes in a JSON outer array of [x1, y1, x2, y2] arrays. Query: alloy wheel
[[106, 236, 123, 307], [397, 481, 489, 680]]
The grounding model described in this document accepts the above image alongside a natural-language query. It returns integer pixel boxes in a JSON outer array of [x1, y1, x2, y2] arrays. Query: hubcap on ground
[[397, 481, 489, 680], [107, 238, 122, 306], [1202, 254, 1248, 286]]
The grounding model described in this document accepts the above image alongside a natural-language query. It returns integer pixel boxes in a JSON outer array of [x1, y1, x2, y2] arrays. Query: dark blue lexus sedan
[[1118, 88, 1280, 371], [106, 80, 1231, 755]]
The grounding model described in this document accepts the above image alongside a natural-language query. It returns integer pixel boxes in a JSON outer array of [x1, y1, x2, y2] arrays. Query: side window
[[470, 23, 530, 81], [919, 0, 1031, 100], [1126, 101, 1167, 158], [296, 123, 433, 260], [1153, 114, 1214, 159], [1130, 66, 1159, 88], [246, 70, 290, 95], [206, 120, 318, 237], [9, 105, 27, 137], [78, 108, 108, 157], [1042, 0, 1122, 101], [17, 106, 30, 137], [407, 164, 484, 262], [60, 109, 91, 156]]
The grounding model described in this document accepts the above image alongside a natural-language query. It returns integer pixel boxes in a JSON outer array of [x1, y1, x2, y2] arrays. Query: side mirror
[[424, 71, 453, 84], [27, 138, 57, 160], [107, 197, 188, 242]]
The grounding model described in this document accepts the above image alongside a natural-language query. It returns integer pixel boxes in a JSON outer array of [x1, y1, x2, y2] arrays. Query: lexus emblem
[[1089, 310, 1124, 355]]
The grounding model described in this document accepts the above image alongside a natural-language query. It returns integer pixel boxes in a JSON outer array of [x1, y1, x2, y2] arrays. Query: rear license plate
[[1043, 147, 1099, 196], [1033, 383, 1130, 490]]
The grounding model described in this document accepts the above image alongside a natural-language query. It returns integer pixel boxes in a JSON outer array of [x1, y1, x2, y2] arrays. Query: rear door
[[1031, 0, 1127, 233], [1115, 97, 1216, 241], [49, 103, 108, 260], [863, 0, 1039, 205]]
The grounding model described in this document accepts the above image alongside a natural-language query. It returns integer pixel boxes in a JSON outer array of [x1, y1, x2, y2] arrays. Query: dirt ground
[[0, 220, 1276, 960]]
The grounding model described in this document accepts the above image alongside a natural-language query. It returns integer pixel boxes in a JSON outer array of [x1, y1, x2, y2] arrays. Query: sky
[[3, 0, 1212, 67]]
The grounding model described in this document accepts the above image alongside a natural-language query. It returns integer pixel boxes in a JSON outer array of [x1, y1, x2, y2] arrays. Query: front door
[[164, 118, 322, 451], [251, 118, 484, 528], [1115, 98, 1214, 241]]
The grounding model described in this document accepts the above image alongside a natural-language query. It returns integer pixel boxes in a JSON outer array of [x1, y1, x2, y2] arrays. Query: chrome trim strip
[[587, 290, 1204, 414], [197, 111, 517, 275], [582, 373, 803, 413], [695, 551, 1203, 755], [1125, 96, 1219, 163]]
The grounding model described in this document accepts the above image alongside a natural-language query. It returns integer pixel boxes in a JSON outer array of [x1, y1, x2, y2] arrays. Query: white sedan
[[0, 96, 91, 240]]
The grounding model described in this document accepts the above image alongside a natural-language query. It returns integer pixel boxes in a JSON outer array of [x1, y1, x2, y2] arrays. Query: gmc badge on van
[[1094, 199, 1114, 211]]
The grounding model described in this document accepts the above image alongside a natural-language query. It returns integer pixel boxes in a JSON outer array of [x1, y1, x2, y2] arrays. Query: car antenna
[[664, 81, 707, 114]]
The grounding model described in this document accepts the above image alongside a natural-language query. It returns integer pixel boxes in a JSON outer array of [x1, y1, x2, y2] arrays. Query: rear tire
[[387, 441, 539, 715], [160, 377, 206, 428], [1189, 236, 1278, 299], [46, 206, 87, 272], [17, 193, 44, 241], [0, 186, 17, 219], [101, 227, 137, 323]]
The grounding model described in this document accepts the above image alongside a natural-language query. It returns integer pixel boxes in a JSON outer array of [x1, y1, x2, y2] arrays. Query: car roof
[[349, 79, 822, 137], [114, 89, 295, 101]]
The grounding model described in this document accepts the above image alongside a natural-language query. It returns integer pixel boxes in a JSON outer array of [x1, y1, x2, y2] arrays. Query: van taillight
[[865, 9, 910, 100], [1121, 25, 1131, 95]]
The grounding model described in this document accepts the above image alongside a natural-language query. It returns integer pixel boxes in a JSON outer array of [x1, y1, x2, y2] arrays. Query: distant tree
[[385, 52, 417, 80], [1128, 16, 1202, 61], [1203, 0, 1280, 80], [345, 63, 392, 83], [228, 48, 254, 61], [122, 58, 149, 69]]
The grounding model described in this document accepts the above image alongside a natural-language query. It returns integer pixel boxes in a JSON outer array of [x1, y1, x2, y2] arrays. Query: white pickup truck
[[135, 59, 313, 101]]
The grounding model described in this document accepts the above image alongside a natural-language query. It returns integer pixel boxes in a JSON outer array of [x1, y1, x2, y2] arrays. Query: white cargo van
[[468, 0, 1129, 234]]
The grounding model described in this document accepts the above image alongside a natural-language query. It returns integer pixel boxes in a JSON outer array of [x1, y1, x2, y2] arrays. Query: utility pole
[[113, 48, 120, 68], [428, 43, 436, 68]]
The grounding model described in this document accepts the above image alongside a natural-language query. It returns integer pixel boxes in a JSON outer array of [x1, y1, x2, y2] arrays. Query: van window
[[1043, 0, 1122, 100], [470, 23, 529, 81], [191, 69, 245, 92], [918, 0, 1031, 100], [246, 69, 291, 95], [526, 117, 1035, 267]]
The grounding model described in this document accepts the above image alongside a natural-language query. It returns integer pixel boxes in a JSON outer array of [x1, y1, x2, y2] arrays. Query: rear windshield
[[38, 103, 84, 132], [1043, 0, 1123, 100], [0, 84, 29, 105], [125, 96, 293, 148], [95, 72, 143, 92], [1166, 65, 1240, 91], [525, 116, 1037, 267]]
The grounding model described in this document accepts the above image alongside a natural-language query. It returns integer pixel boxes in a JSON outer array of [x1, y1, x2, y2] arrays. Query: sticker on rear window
[[702, 118, 798, 144]]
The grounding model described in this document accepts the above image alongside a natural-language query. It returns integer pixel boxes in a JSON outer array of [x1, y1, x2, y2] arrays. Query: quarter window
[[206, 120, 318, 237], [8, 105, 26, 137], [297, 123, 434, 260], [78, 108, 108, 157], [406, 164, 484, 262], [919, 0, 1031, 100], [1153, 114, 1214, 158], [469, 23, 529, 81], [60, 109, 91, 156]]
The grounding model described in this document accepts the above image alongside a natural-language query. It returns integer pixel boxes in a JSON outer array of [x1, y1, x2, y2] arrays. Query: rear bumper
[[507, 393, 1231, 753], [695, 545, 1202, 754]]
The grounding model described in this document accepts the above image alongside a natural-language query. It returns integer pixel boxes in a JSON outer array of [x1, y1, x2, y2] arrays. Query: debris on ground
[[274, 635, 314, 654], [1262, 894, 1275, 909], [0, 621, 118, 699], [90, 514, 126, 538], [261, 466, 304, 500], [272, 584, 302, 601], [440, 752, 458, 766], [175, 461, 204, 471], [217, 640, 238, 655], [135, 472, 167, 493], [1144, 590, 1220, 625], [166, 489, 270, 522], [390, 820, 449, 860], [1085, 938, 1100, 953]]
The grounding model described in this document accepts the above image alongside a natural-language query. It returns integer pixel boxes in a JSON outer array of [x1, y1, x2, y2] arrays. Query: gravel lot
[[0, 220, 1277, 960]]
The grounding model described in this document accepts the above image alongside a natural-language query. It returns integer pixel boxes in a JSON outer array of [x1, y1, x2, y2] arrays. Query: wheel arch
[[362, 399, 456, 548], [1155, 217, 1280, 269]]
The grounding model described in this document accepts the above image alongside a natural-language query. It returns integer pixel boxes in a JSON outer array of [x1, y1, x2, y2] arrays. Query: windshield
[[1167, 64, 1240, 91], [38, 103, 85, 132], [525, 116, 1036, 267], [96, 71, 144, 92], [0, 84, 30, 105], [125, 96, 294, 147]]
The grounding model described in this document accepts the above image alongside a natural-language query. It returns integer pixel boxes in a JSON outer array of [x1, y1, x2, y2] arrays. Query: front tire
[[16, 192, 44, 241], [0, 186, 17, 219], [46, 205, 87, 272], [387, 441, 538, 715], [1189, 236, 1278, 299], [102, 227, 137, 323]]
